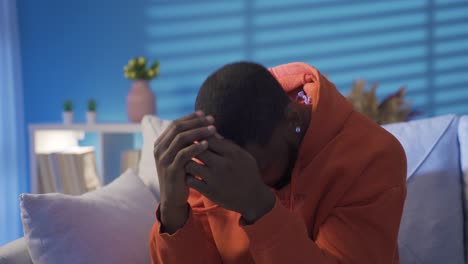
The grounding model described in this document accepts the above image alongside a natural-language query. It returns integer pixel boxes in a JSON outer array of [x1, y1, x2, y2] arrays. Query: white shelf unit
[[29, 123, 142, 194]]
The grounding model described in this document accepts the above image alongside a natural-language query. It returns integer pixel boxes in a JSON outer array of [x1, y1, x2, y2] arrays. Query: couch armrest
[[0, 238, 32, 264]]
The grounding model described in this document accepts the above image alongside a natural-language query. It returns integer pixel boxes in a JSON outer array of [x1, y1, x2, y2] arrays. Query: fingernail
[[200, 140, 208, 146], [207, 125, 216, 132], [206, 115, 214, 123], [195, 110, 204, 117]]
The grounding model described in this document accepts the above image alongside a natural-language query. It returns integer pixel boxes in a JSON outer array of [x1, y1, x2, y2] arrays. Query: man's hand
[[154, 111, 216, 233], [185, 138, 275, 224]]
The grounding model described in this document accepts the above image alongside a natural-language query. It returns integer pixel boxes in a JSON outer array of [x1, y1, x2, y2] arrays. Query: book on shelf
[[62, 147, 101, 194], [36, 146, 101, 195], [36, 153, 57, 193]]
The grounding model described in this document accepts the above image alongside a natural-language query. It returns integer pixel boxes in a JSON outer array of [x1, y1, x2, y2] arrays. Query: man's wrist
[[241, 187, 275, 224], [160, 202, 189, 234]]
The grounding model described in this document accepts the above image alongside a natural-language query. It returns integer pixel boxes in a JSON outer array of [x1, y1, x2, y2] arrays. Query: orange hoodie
[[150, 62, 407, 264]]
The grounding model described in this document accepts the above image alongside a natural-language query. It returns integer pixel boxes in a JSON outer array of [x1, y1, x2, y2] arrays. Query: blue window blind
[[146, 0, 468, 120]]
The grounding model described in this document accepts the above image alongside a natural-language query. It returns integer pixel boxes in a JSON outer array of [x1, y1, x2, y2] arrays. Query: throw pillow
[[20, 169, 157, 264]]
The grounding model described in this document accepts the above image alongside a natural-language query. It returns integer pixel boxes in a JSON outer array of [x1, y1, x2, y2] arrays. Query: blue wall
[[18, 0, 468, 123], [18, 0, 148, 123]]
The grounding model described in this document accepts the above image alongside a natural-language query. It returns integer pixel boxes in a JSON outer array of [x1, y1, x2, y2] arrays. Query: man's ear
[[285, 102, 302, 131], [283, 102, 306, 144]]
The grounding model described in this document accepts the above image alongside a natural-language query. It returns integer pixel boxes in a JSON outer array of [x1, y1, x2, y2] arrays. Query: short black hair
[[195, 62, 290, 147]]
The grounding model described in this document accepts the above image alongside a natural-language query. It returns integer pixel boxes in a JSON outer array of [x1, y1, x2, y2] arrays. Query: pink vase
[[126, 80, 156, 123]]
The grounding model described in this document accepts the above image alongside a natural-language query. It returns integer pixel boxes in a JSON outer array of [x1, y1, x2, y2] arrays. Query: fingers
[[170, 114, 214, 137], [155, 111, 203, 146], [163, 126, 216, 164], [170, 140, 209, 168], [183, 111, 204, 121], [195, 150, 223, 167], [154, 111, 214, 157], [185, 160, 212, 181], [205, 137, 237, 156], [158, 112, 212, 149], [186, 175, 211, 197]]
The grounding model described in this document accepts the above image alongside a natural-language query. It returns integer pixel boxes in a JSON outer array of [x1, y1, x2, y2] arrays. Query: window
[[147, 0, 468, 119]]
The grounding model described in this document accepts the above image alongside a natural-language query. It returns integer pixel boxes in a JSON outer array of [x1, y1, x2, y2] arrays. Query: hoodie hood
[[269, 62, 354, 211], [269, 62, 354, 170]]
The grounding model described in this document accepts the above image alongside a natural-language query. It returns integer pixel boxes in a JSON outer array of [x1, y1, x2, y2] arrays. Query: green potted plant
[[87, 99, 97, 124], [124, 56, 160, 122], [63, 100, 73, 124]]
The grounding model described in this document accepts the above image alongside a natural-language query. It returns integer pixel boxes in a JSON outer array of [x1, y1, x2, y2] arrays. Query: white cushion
[[383, 115, 464, 264], [458, 115, 468, 261], [138, 115, 172, 200], [20, 169, 157, 264], [383, 114, 456, 180]]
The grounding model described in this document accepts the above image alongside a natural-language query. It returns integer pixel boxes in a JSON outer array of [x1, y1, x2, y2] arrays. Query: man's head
[[195, 62, 310, 186]]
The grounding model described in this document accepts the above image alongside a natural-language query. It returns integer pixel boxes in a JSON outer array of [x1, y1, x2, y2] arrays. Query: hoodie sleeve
[[241, 162, 406, 263], [149, 205, 222, 264]]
